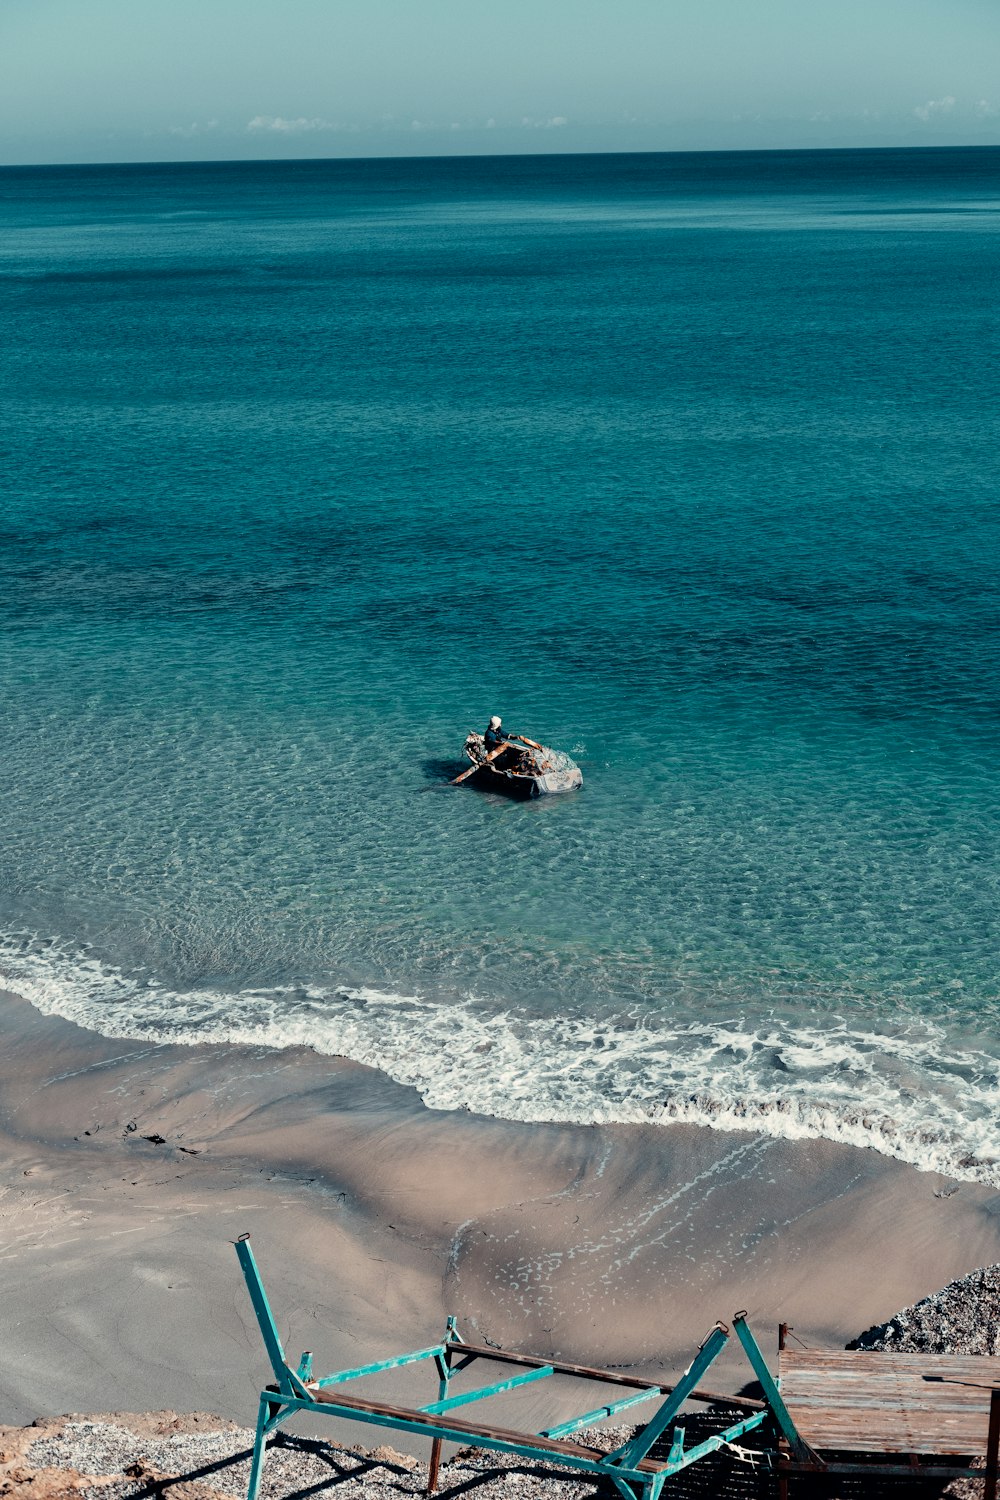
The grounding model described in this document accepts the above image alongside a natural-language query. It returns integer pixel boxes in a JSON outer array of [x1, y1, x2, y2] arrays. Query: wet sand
[[2, 986, 999, 1441]]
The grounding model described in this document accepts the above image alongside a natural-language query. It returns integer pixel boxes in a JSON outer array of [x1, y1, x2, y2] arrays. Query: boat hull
[[459, 732, 583, 798], [467, 762, 583, 798]]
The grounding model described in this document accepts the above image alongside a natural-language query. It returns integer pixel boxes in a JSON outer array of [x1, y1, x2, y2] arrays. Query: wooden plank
[[780, 1352, 1000, 1382], [787, 1374, 1000, 1394], [789, 1372, 998, 1383], [778, 1348, 1000, 1457], [785, 1461, 984, 1480], [788, 1420, 995, 1437], [786, 1397, 995, 1414], [781, 1382, 998, 1399], [788, 1420, 987, 1448], [781, 1352, 1000, 1379], [783, 1391, 993, 1409]]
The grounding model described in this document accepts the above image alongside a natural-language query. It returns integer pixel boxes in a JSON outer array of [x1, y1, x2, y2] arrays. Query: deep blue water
[[2, 148, 999, 1177]]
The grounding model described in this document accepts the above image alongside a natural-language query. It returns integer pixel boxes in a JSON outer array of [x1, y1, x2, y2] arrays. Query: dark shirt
[[485, 724, 515, 753]]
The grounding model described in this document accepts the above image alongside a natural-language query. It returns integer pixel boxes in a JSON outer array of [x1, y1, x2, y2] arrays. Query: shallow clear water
[[2, 148, 999, 1178]]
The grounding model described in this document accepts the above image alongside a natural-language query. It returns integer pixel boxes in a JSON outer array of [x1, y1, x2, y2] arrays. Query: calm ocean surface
[[2, 148, 999, 1178]]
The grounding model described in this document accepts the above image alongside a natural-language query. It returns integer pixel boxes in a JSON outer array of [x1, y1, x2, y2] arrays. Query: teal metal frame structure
[[235, 1235, 805, 1500]]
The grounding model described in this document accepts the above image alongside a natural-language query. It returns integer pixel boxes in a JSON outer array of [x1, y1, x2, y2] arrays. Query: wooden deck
[[780, 1348, 1000, 1457]]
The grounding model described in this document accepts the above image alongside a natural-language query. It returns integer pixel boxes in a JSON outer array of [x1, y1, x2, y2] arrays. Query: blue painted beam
[[434, 1316, 459, 1383], [421, 1364, 554, 1414], [252, 1392, 655, 1481], [607, 1324, 730, 1470], [247, 1395, 274, 1500], [262, 1403, 293, 1436], [235, 1236, 294, 1396], [542, 1385, 663, 1439], [731, 1313, 812, 1461], [315, 1345, 446, 1387]]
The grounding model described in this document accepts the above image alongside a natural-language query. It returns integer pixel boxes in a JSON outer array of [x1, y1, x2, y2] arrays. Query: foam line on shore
[[2, 931, 998, 1187]]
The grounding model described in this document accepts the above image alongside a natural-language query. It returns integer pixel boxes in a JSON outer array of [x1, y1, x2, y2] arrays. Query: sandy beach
[[2, 984, 1000, 1450]]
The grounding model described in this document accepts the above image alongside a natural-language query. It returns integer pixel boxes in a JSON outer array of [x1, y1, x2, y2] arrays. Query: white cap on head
[[489, 715, 502, 729]]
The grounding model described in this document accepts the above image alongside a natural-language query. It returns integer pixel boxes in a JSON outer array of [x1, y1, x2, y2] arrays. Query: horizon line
[[3, 140, 1000, 172]]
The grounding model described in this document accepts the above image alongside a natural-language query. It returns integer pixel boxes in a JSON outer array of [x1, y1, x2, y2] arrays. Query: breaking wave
[[2, 930, 999, 1187]]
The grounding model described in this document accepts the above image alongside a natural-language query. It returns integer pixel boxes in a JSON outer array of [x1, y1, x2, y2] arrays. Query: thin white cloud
[[913, 95, 956, 122], [247, 115, 351, 134], [414, 115, 540, 134], [976, 99, 999, 118], [169, 119, 219, 138]]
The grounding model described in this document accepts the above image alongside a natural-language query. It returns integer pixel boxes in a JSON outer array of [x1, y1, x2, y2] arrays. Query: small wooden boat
[[458, 732, 583, 798]]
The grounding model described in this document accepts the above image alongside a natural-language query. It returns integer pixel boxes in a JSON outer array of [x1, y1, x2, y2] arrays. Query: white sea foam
[[2, 931, 999, 1186]]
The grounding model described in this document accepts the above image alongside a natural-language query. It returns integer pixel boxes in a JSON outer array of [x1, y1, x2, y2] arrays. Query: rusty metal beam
[[445, 1339, 765, 1412]]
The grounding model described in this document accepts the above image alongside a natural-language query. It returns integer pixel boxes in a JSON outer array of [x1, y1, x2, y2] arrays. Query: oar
[[451, 743, 512, 785]]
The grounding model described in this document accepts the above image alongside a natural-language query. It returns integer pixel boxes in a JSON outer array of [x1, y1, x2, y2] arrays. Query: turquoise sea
[[2, 148, 999, 1179]]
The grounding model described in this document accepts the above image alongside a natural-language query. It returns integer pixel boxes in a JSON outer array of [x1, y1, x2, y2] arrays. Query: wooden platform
[[780, 1348, 1000, 1457]]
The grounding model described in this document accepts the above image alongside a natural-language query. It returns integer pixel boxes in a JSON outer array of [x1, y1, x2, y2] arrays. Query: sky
[[3, 0, 1000, 165]]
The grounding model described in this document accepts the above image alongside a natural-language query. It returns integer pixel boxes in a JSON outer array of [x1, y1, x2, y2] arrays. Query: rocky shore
[[0, 1410, 772, 1500], [850, 1264, 1000, 1357]]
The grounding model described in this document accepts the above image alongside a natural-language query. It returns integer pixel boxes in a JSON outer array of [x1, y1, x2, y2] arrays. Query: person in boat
[[484, 715, 514, 754], [484, 716, 540, 763]]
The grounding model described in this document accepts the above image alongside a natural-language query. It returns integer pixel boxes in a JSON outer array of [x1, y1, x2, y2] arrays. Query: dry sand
[[2, 985, 1000, 1450]]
